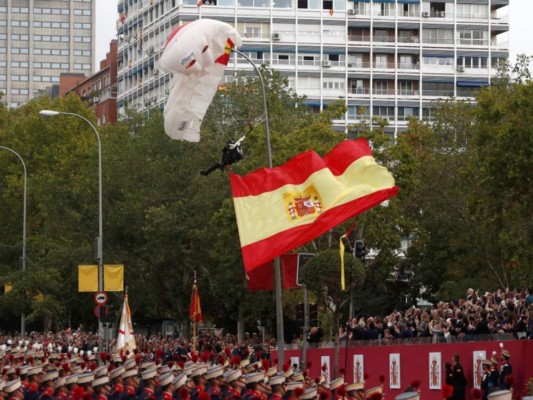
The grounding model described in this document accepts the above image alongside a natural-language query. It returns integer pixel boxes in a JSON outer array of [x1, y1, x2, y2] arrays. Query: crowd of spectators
[[338, 287, 533, 344], [0, 288, 532, 358]]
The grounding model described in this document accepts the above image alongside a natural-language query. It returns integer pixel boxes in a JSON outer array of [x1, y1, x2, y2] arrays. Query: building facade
[[0, 0, 95, 108], [62, 40, 118, 126], [116, 0, 509, 137]]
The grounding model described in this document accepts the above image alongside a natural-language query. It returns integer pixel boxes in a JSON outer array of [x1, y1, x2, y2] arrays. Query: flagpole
[[232, 49, 285, 371], [192, 271, 197, 353]]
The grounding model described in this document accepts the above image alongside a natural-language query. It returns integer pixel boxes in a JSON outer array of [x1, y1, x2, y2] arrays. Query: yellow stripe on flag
[[78, 265, 98, 292], [104, 265, 124, 292], [233, 156, 394, 247]]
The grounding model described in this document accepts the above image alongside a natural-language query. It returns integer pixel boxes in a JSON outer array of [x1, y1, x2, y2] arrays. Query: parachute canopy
[[159, 19, 242, 142]]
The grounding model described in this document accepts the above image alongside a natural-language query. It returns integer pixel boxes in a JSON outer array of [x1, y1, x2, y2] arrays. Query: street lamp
[[39, 110, 104, 339], [0, 146, 27, 336], [232, 49, 286, 370]]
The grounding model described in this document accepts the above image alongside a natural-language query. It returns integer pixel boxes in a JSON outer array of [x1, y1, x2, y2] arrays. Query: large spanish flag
[[230, 139, 399, 272]]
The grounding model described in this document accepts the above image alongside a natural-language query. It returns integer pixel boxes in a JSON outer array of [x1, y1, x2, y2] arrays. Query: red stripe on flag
[[241, 187, 398, 272], [231, 139, 373, 197], [246, 254, 300, 291]]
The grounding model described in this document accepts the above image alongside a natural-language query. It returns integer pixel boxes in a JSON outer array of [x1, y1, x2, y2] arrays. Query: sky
[[94, 0, 533, 71]]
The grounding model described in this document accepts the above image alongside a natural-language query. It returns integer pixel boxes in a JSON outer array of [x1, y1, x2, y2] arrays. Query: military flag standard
[[116, 295, 136, 352], [230, 139, 399, 272], [189, 282, 203, 323]]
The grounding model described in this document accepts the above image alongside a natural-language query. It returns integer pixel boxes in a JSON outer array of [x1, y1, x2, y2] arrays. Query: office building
[[0, 0, 95, 108], [116, 0, 509, 137]]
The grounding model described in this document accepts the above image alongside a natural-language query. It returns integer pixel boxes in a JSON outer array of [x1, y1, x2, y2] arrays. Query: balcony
[[373, 88, 395, 96], [456, 13, 489, 21], [398, 63, 420, 70], [422, 38, 454, 45], [398, 10, 419, 18], [373, 62, 395, 70], [397, 36, 420, 44], [422, 90, 454, 97], [240, 32, 270, 41], [347, 62, 371, 69], [491, 40, 509, 50], [348, 87, 370, 95], [373, 10, 395, 18], [422, 11, 452, 20], [398, 89, 420, 96], [458, 39, 489, 46], [373, 35, 396, 44], [348, 35, 370, 43]]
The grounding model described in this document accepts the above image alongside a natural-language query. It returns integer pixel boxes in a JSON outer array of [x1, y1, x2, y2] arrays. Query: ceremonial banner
[[116, 295, 136, 352], [429, 352, 441, 390], [321, 355, 331, 385], [230, 139, 398, 272], [353, 354, 365, 384], [473, 351, 486, 388], [190, 283, 203, 323], [291, 357, 300, 370], [389, 353, 401, 389]]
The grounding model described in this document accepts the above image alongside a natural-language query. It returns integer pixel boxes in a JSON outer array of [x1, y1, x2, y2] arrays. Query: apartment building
[[0, 0, 95, 108], [116, 0, 509, 137], [62, 40, 118, 126]]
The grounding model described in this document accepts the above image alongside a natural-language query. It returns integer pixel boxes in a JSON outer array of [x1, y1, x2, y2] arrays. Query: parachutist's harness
[[200, 120, 263, 176]]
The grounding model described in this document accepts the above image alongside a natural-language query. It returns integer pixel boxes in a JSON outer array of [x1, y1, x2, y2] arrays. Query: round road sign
[[94, 291, 108, 305]]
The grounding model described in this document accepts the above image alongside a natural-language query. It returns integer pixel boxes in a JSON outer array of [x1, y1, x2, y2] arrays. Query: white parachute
[[158, 19, 242, 142]]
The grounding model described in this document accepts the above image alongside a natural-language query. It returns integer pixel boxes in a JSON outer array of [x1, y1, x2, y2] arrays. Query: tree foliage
[[0, 60, 531, 335]]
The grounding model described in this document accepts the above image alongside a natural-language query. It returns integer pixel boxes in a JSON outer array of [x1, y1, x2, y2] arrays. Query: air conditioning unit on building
[[348, 9, 356, 15], [422, 12, 429, 17], [457, 66, 465, 72], [146, 45, 155, 56], [322, 60, 332, 67], [272, 32, 281, 40]]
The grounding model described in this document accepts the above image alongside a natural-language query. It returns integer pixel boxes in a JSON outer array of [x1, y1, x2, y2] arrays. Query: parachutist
[[201, 137, 244, 176]]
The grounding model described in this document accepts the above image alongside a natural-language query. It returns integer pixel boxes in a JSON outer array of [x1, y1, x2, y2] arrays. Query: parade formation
[[0, 336, 517, 400]]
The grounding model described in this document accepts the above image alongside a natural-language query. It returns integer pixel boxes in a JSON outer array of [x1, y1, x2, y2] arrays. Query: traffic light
[[296, 303, 304, 327], [310, 304, 318, 327], [355, 240, 366, 260], [100, 305, 115, 323]]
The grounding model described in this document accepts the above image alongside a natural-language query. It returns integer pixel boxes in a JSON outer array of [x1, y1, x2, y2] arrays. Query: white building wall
[[115, 0, 509, 138]]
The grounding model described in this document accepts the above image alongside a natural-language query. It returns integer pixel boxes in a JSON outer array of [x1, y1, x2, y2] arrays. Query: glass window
[[273, 0, 291, 7]]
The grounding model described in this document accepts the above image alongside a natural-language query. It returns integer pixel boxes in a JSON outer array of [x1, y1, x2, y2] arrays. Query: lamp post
[[38, 110, 104, 340], [232, 49, 285, 370], [0, 146, 27, 336]]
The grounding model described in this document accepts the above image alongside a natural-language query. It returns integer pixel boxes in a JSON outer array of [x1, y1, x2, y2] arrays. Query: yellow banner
[[78, 265, 98, 292], [104, 265, 124, 292]]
